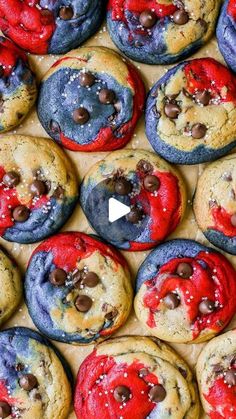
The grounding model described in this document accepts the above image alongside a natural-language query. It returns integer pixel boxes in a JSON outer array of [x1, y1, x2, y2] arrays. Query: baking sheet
[[0, 22, 234, 418]]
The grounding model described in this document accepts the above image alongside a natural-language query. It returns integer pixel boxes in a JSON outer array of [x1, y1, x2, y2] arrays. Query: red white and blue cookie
[[217, 0, 236, 73], [107, 0, 220, 65], [25, 232, 132, 344], [197, 329, 236, 419], [80, 149, 186, 251], [146, 58, 236, 164], [135, 239, 236, 343], [74, 335, 200, 419], [0, 327, 72, 418], [37, 47, 145, 152], [0, 135, 78, 244], [0, 36, 37, 133], [194, 153, 236, 255], [0, 0, 104, 55]]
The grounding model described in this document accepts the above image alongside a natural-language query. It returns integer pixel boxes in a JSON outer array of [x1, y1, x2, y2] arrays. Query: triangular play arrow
[[108, 197, 131, 223]]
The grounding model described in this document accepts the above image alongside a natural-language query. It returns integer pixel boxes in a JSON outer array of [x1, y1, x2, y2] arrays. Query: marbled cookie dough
[[107, 0, 221, 65], [0, 327, 72, 419], [197, 329, 236, 418], [37, 47, 145, 152], [25, 232, 132, 344], [217, 0, 236, 73], [75, 335, 200, 419], [135, 239, 236, 344], [0, 36, 37, 133], [0, 135, 78, 244], [0, 246, 22, 327], [146, 58, 236, 164], [80, 149, 186, 251], [0, 0, 104, 55], [194, 153, 236, 254]]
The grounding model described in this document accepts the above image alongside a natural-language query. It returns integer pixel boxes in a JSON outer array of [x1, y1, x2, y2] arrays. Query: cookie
[[146, 58, 236, 165], [217, 0, 236, 73], [107, 0, 220, 65], [0, 327, 72, 418], [0, 0, 104, 55], [37, 47, 145, 152], [25, 232, 133, 344], [0, 135, 78, 244], [0, 246, 22, 327], [194, 153, 236, 254], [80, 149, 186, 251], [197, 329, 236, 418], [74, 335, 200, 419], [0, 36, 37, 133], [135, 239, 236, 344]]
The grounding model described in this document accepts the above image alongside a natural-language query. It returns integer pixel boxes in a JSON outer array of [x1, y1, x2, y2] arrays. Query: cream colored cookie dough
[[0, 247, 22, 326]]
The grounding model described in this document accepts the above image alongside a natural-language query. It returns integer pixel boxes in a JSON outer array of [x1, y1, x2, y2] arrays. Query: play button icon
[[108, 198, 131, 223]]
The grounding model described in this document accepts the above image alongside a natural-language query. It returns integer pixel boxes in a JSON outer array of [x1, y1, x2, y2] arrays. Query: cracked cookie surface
[[0, 0, 104, 55], [80, 149, 186, 251], [0, 135, 78, 244], [194, 153, 236, 254], [146, 58, 236, 164], [0, 246, 22, 327], [217, 0, 236, 73], [107, 0, 220, 64], [25, 232, 132, 344], [197, 329, 236, 419], [37, 46, 145, 152], [0, 327, 72, 419], [75, 335, 200, 419], [135, 239, 236, 344], [0, 36, 37, 133]]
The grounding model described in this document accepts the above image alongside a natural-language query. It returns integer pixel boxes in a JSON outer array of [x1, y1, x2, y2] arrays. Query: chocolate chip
[[79, 72, 95, 87], [105, 308, 118, 320], [59, 5, 73, 20], [72, 271, 82, 287], [30, 180, 46, 196], [0, 402, 11, 418], [113, 385, 131, 402], [12, 205, 30, 222], [212, 364, 224, 374], [53, 186, 64, 199], [231, 214, 236, 227], [50, 120, 61, 134], [75, 295, 93, 312], [82, 271, 99, 287], [126, 207, 143, 224], [139, 10, 157, 28], [49, 268, 67, 286], [176, 262, 192, 278], [173, 9, 189, 25], [222, 172, 232, 182], [143, 175, 160, 192], [115, 178, 132, 195], [198, 19, 208, 31], [224, 370, 236, 386], [199, 299, 215, 314], [3, 171, 20, 188], [191, 123, 207, 139], [73, 107, 90, 124], [164, 102, 181, 119], [149, 384, 166, 403], [99, 89, 116, 105], [137, 160, 153, 174], [40, 9, 54, 24], [19, 374, 38, 391], [163, 292, 180, 309], [15, 363, 24, 372], [178, 367, 187, 378], [195, 90, 211, 106], [0, 66, 4, 78]]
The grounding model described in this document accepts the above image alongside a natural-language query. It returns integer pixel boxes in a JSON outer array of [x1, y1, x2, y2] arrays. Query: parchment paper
[[0, 22, 234, 418]]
